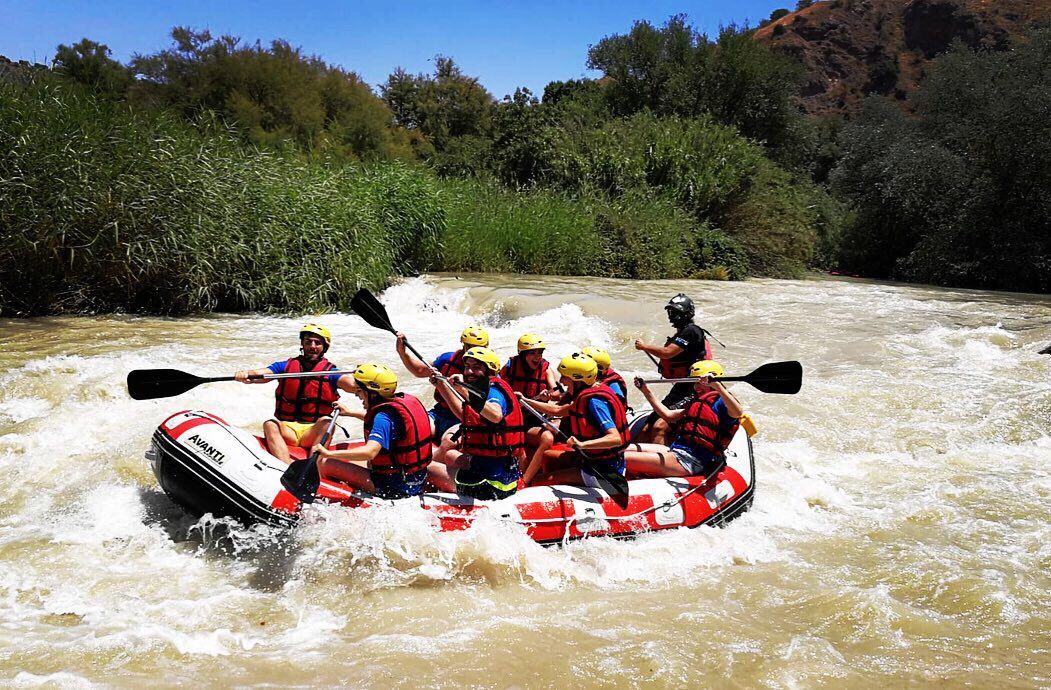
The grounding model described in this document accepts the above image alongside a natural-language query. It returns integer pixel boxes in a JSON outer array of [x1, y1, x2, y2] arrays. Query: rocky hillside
[[0, 56, 47, 86], [754, 0, 1051, 114]]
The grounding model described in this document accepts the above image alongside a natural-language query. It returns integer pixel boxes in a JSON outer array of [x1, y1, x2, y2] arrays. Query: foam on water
[[1, 275, 1050, 686]]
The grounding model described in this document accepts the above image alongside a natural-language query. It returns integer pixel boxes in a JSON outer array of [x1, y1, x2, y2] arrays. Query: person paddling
[[428, 347, 525, 500], [234, 324, 358, 463], [522, 352, 628, 488], [500, 333, 558, 400], [395, 325, 490, 439], [625, 361, 742, 478], [311, 364, 433, 499], [581, 346, 628, 406], [634, 294, 714, 444]]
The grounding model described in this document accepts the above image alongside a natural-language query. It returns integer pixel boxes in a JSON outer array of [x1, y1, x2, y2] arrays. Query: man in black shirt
[[634, 293, 712, 444]]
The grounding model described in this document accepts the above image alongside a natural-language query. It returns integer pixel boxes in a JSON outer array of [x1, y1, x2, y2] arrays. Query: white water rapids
[[0, 274, 1048, 687]]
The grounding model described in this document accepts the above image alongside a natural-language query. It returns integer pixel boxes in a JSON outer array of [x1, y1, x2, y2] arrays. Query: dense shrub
[[832, 29, 1051, 291]]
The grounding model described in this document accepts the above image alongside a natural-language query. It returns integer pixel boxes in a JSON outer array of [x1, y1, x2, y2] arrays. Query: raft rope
[[178, 415, 732, 529]]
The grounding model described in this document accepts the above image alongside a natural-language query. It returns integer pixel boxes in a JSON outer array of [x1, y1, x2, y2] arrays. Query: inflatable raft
[[147, 410, 755, 544]]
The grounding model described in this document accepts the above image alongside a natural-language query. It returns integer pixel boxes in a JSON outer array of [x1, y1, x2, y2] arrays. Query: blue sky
[[2, 1, 791, 99]]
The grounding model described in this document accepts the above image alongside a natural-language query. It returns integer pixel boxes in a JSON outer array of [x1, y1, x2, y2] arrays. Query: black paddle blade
[[742, 360, 802, 395], [350, 288, 395, 334], [280, 458, 320, 503], [581, 459, 629, 504], [127, 368, 206, 400]]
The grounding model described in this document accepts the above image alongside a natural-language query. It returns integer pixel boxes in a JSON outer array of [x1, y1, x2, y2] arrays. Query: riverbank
[[1, 77, 831, 317]]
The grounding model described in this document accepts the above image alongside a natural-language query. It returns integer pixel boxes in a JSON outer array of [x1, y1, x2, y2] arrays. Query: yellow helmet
[[460, 325, 489, 348], [353, 363, 398, 398], [558, 352, 598, 385], [300, 323, 332, 349], [581, 346, 611, 372], [690, 360, 724, 378], [463, 346, 501, 374], [517, 333, 546, 353]]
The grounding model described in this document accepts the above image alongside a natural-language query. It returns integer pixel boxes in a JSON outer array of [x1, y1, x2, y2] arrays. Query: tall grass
[[0, 79, 443, 315], [0, 79, 750, 316], [435, 178, 746, 280]]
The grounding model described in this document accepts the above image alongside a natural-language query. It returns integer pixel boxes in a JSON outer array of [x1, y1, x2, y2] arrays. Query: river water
[[0, 274, 1049, 688]]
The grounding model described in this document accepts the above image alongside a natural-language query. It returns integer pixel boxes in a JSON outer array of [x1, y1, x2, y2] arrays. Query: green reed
[[0, 79, 444, 315]]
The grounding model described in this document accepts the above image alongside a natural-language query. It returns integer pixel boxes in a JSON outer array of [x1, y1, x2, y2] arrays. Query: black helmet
[[664, 293, 695, 320]]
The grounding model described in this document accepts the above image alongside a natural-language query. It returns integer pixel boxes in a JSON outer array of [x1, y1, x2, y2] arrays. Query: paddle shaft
[[518, 396, 595, 457], [280, 408, 342, 501], [308, 409, 342, 464], [518, 396, 629, 494], [639, 376, 745, 385]]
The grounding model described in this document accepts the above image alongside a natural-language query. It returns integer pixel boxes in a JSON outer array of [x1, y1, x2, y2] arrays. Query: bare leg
[[317, 457, 376, 492], [297, 417, 331, 450], [521, 429, 554, 486], [624, 444, 688, 478], [431, 426, 460, 466], [264, 420, 292, 463], [426, 462, 457, 492]]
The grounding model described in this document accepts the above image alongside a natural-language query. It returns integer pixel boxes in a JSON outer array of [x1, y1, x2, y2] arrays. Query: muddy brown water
[[1, 274, 1049, 688]]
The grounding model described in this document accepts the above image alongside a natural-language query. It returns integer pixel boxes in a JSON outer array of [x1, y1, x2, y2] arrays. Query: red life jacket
[[502, 354, 550, 398], [677, 391, 740, 458], [364, 394, 433, 477], [433, 349, 465, 411], [600, 367, 628, 405], [274, 356, 338, 423], [655, 331, 714, 380], [461, 377, 526, 459], [566, 385, 628, 463]]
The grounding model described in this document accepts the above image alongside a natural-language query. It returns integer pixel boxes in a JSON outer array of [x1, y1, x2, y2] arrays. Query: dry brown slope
[[754, 0, 1051, 114]]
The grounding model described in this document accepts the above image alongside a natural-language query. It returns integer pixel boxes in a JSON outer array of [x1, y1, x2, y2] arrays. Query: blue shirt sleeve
[[586, 398, 616, 432], [711, 398, 734, 426], [608, 381, 626, 399], [487, 384, 511, 418], [432, 351, 455, 369], [367, 411, 395, 450]]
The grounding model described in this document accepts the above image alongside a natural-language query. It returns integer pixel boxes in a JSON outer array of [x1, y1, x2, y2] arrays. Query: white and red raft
[[147, 410, 755, 545]]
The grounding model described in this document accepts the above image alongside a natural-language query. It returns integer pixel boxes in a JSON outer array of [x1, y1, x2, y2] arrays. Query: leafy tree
[[52, 38, 132, 98], [130, 27, 402, 160], [586, 17, 805, 159], [381, 56, 496, 155], [832, 29, 1051, 291]]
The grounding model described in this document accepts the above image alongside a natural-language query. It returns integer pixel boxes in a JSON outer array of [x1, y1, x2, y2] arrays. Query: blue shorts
[[371, 470, 427, 500], [669, 445, 720, 476], [455, 455, 520, 500], [428, 406, 460, 438]]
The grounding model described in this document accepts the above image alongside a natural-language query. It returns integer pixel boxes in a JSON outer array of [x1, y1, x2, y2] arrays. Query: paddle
[[350, 288, 430, 365], [517, 397, 630, 497], [350, 287, 489, 410], [280, 409, 342, 503], [640, 360, 802, 395], [126, 367, 357, 401]]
